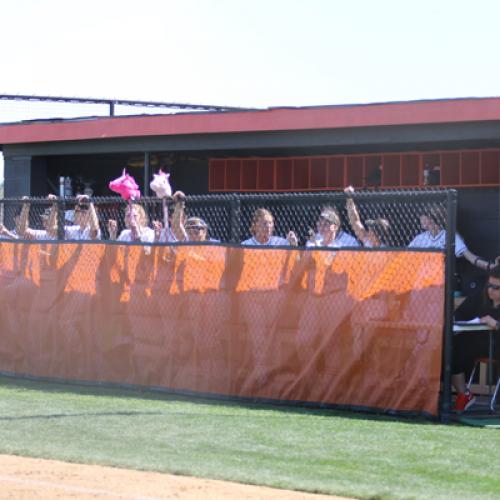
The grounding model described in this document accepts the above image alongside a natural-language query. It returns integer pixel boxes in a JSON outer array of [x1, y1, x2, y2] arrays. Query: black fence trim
[[0, 371, 437, 421]]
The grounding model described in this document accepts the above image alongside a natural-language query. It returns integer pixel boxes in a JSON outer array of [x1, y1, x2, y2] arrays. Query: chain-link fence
[[0, 189, 458, 419], [0, 189, 452, 246]]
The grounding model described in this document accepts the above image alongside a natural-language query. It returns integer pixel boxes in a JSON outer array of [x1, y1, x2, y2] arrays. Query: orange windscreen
[[0, 242, 445, 415]]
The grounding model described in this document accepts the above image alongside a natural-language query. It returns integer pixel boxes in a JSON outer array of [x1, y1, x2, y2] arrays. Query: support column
[[3, 155, 32, 197]]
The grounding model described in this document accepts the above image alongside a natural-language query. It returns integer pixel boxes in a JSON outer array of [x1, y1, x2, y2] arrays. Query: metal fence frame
[[0, 189, 457, 421]]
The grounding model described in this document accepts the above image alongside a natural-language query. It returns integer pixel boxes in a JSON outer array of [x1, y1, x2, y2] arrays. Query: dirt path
[[0, 454, 345, 499]]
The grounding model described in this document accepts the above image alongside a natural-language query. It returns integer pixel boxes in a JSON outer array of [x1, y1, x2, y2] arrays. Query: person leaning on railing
[[408, 206, 499, 271], [241, 208, 298, 246], [344, 186, 392, 247], [452, 268, 500, 412]]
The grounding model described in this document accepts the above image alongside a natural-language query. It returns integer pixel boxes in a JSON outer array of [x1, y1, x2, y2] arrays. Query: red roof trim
[[2, 98, 500, 145]]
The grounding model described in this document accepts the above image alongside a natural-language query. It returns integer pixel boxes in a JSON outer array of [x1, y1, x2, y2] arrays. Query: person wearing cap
[[409, 207, 499, 271], [64, 195, 101, 240], [241, 208, 298, 246], [184, 217, 211, 242], [344, 186, 392, 247], [306, 206, 359, 248]]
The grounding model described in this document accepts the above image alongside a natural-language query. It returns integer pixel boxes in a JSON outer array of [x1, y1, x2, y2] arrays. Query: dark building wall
[[456, 187, 500, 294], [169, 159, 208, 194], [4, 155, 38, 197]]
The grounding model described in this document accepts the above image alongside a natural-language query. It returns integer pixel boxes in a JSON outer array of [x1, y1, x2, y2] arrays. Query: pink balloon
[[109, 169, 141, 200]]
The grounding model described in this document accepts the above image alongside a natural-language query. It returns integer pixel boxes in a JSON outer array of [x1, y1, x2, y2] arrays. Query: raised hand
[[108, 219, 118, 239], [287, 231, 298, 247]]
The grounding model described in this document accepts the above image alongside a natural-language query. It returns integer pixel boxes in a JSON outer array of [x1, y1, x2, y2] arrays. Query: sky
[[1, 0, 500, 180]]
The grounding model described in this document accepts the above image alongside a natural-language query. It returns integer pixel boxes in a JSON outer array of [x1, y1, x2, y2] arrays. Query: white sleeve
[[408, 234, 421, 248], [140, 228, 155, 243], [117, 230, 130, 242], [455, 234, 468, 257]]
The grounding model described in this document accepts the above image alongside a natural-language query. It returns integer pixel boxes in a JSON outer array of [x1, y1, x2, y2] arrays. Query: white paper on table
[[454, 317, 483, 326]]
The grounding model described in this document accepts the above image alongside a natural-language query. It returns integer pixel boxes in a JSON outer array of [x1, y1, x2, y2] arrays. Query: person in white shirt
[[108, 203, 155, 243], [64, 195, 101, 241], [409, 207, 499, 271], [16, 195, 58, 240], [344, 186, 392, 247], [306, 206, 359, 248], [241, 208, 298, 246]]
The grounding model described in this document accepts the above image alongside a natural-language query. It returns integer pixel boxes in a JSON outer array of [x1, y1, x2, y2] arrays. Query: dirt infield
[[0, 454, 344, 499]]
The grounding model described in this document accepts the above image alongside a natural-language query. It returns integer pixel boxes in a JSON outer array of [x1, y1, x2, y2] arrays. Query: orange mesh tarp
[[0, 242, 445, 415]]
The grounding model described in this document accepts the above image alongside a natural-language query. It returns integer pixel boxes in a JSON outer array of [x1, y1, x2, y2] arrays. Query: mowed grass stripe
[[0, 376, 499, 499]]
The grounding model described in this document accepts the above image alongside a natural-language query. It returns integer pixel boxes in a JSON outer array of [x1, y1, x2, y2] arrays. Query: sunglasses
[[487, 283, 500, 291]]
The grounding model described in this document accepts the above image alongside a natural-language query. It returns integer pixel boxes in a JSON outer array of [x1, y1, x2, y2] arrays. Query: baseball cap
[[319, 208, 340, 226]]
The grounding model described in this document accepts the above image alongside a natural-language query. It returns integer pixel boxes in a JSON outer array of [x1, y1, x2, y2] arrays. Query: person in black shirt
[[452, 268, 500, 411]]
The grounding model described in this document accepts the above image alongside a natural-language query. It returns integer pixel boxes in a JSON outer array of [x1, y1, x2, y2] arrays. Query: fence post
[[441, 189, 457, 423], [57, 198, 65, 241], [144, 152, 150, 197], [229, 195, 240, 243]]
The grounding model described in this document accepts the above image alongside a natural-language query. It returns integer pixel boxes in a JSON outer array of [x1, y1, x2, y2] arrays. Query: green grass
[[0, 376, 499, 499]]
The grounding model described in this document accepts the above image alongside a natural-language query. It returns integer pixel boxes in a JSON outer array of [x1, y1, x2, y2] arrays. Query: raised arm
[[16, 197, 31, 238], [344, 186, 368, 243], [85, 196, 100, 240], [45, 194, 59, 239], [170, 191, 187, 242], [0, 223, 18, 240], [107, 219, 118, 240]]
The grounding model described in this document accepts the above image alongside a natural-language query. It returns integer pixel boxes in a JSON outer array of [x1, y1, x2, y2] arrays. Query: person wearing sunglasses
[[452, 268, 500, 412], [183, 217, 210, 242]]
